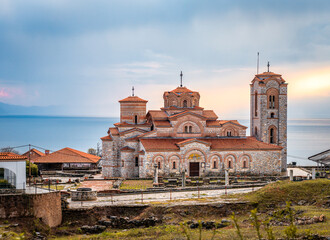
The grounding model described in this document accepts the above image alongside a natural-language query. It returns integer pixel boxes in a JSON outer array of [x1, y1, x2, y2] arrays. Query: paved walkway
[[25, 186, 51, 194], [68, 186, 261, 208], [79, 180, 114, 191]]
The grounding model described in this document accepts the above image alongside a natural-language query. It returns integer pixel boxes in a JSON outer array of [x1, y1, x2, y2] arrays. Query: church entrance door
[[189, 162, 199, 177]]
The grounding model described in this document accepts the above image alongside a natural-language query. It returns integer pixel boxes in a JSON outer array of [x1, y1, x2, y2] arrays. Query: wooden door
[[189, 162, 200, 177]]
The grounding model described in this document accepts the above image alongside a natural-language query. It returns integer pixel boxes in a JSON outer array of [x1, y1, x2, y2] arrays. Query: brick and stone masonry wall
[[0, 192, 62, 227], [138, 141, 282, 178]]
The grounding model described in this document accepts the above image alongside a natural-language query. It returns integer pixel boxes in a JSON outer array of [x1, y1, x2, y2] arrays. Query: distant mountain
[[0, 102, 62, 116]]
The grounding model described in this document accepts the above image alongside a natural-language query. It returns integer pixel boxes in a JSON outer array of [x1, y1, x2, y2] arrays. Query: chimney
[[45, 150, 50, 155]]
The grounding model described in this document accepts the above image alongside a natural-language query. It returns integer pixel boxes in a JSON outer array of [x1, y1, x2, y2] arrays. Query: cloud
[[0, 0, 330, 117], [0, 88, 9, 98]]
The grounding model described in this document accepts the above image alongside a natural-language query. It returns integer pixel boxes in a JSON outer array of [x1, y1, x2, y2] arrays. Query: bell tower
[[119, 87, 148, 124], [250, 65, 288, 171]]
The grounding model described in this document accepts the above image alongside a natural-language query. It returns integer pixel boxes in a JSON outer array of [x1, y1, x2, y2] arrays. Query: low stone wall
[[0, 192, 62, 227], [72, 190, 97, 201]]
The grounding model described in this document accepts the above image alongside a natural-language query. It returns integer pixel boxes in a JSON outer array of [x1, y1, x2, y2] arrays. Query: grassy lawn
[[241, 179, 330, 207], [120, 180, 153, 190]]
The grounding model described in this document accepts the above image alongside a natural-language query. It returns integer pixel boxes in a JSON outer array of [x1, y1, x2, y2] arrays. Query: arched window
[[134, 115, 138, 124], [270, 112, 275, 118], [227, 131, 232, 137], [243, 160, 247, 168], [135, 157, 139, 167], [158, 161, 161, 169], [173, 161, 176, 169], [267, 88, 279, 109], [183, 100, 187, 108], [189, 126, 192, 133], [255, 127, 258, 137], [184, 126, 188, 133], [228, 160, 232, 169], [213, 161, 217, 169], [269, 126, 277, 144], [255, 92, 258, 117]]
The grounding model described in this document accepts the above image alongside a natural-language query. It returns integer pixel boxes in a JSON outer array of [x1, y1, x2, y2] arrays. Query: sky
[[0, 0, 330, 119]]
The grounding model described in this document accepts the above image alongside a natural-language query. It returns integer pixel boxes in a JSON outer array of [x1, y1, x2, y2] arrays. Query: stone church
[[101, 70, 287, 178]]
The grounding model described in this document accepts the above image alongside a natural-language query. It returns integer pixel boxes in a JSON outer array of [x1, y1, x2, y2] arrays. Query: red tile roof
[[206, 120, 221, 127], [119, 96, 148, 103], [253, 72, 286, 84], [114, 122, 152, 127], [202, 110, 218, 119], [108, 127, 119, 136], [177, 138, 211, 147], [168, 111, 207, 120], [169, 86, 198, 94], [32, 147, 100, 164], [23, 148, 45, 157], [120, 146, 135, 152], [0, 152, 27, 161], [140, 137, 282, 152], [153, 120, 172, 127], [101, 135, 113, 141], [161, 106, 204, 110], [147, 110, 168, 120], [119, 128, 148, 136], [219, 120, 248, 129]]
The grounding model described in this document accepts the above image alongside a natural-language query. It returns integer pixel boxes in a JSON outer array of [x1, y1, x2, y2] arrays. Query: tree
[[26, 161, 38, 177], [96, 142, 102, 157], [0, 146, 20, 154], [87, 148, 97, 155]]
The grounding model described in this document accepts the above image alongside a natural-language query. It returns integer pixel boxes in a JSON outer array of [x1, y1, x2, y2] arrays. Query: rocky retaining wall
[[0, 192, 62, 227]]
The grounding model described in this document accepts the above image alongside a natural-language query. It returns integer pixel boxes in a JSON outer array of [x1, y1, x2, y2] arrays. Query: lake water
[[0, 116, 329, 166]]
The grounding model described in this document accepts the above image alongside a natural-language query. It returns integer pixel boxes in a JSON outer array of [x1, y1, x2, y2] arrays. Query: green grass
[[241, 179, 330, 207], [40, 184, 65, 191], [120, 180, 153, 190]]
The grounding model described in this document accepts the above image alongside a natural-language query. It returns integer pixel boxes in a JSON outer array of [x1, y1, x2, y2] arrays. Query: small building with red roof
[[101, 70, 287, 178], [32, 147, 100, 171], [0, 152, 27, 189], [22, 148, 45, 161]]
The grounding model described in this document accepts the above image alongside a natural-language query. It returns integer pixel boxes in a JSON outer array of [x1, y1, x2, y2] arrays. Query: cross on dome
[[180, 71, 183, 87]]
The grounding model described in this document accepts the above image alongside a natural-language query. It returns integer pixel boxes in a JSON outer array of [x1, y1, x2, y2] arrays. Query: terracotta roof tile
[[253, 72, 286, 84], [140, 137, 282, 152], [0, 152, 27, 161], [161, 106, 204, 110], [169, 86, 198, 94], [219, 120, 248, 129], [168, 111, 207, 120], [154, 120, 171, 127], [119, 96, 148, 103], [176, 138, 211, 147], [114, 122, 151, 127], [206, 120, 221, 127], [120, 146, 135, 152], [119, 128, 148, 136], [101, 135, 113, 141], [147, 110, 168, 120], [32, 147, 100, 164], [202, 110, 218, 119], [109, 127, 119, 136], [23, 148, 45, 157]]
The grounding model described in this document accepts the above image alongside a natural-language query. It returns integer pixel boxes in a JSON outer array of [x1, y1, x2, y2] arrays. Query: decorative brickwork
[[102, 73, 287, 178], [250, 72, 288, 171]]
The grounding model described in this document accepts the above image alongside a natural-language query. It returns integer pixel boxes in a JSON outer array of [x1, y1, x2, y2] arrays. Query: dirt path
[[68, 186, 261, 208]]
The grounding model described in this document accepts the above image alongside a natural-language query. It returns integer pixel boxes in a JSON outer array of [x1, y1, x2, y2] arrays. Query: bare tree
[[87, 148, 97, 155], [96, 142, 102, 157], [0, 146, 20, 154]]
